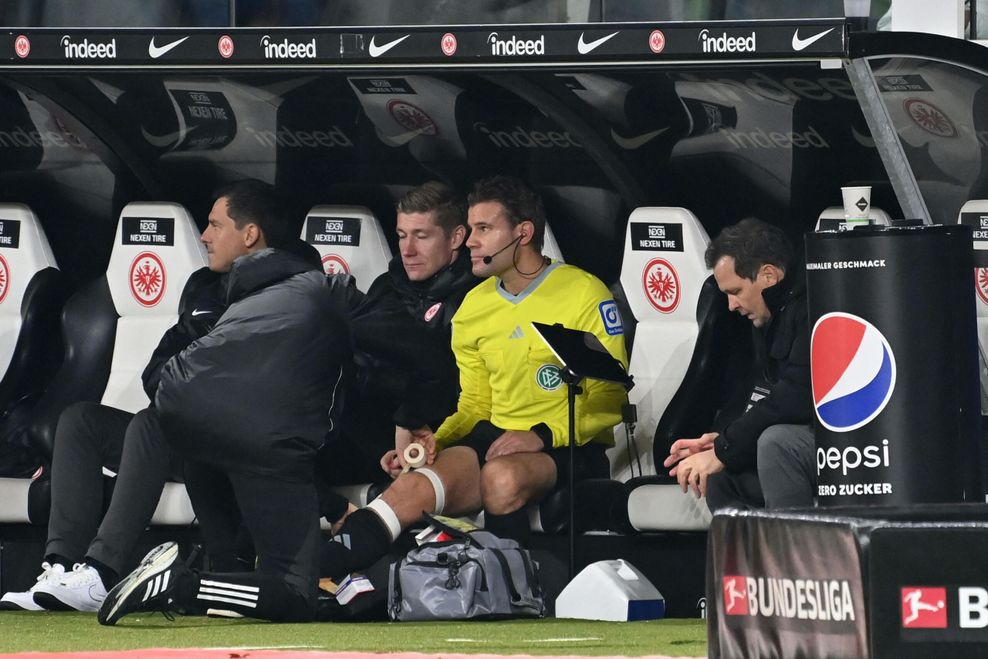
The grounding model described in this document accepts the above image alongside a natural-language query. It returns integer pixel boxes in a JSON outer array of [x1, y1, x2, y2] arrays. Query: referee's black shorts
[[453, 420, 610, 486]]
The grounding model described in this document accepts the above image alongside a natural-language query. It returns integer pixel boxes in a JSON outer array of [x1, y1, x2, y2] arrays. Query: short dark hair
[[212, 179, 291, 249], [396, 181, 467, 237], [467, 175, 546, 251], [705, 217, 793, 280]]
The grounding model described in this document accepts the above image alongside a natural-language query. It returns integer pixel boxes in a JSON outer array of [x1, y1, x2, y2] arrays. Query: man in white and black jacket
[[664, 218, 815, 511]]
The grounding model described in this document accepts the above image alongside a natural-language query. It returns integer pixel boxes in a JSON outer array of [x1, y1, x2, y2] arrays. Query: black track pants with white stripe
[[183, 465, 321, 622]]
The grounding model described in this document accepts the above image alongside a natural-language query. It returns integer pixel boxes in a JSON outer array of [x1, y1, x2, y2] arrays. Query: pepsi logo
[[812, 312, 896, 432], [321, 253, 350, 275]]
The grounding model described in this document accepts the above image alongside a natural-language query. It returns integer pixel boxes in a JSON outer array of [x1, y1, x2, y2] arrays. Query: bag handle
[[488, 548, 523, 603], [389, 559, 403, 619]]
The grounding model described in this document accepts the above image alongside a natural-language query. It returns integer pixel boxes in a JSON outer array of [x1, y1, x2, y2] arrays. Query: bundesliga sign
[[708, 512, 869, 658], [869, 523, 988, 654]]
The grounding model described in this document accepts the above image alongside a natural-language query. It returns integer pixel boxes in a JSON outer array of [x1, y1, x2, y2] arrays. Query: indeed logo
[[698, 29, 756, 54], [61, 35, 117, 59], [244, 124, 352, 148], [260, 35, 316, 59], [473, 122, 581, 149], [720, 126, 830, 150], [487, 32, 545, 56], [0, 126, 80, 149]]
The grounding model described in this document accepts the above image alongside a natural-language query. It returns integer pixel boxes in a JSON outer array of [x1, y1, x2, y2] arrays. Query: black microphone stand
[[532, 322, 633, 580]]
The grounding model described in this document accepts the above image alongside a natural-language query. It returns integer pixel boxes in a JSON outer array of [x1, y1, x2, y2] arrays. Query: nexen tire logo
[[698, 29, 756, 54], [488, 32, 545, 56], [260, 35, 316, 59], [811, 312, 896, 432], [61, 35, 117, 59]]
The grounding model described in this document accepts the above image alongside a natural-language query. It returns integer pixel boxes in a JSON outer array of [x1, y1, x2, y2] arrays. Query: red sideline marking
[[5, 650, 703, 659]]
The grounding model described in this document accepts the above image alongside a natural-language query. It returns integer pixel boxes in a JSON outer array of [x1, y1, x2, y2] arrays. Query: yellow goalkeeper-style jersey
[[434, 262, 629, 450]]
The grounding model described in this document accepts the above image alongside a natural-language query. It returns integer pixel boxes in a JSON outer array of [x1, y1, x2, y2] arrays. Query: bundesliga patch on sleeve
[[598, 300, 623, 335]]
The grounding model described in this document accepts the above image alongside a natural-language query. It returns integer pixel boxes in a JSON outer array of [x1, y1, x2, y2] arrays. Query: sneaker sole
[[98, 542, 179, 626], [0, 598, 44, 612], [32, 590, 102, 612]]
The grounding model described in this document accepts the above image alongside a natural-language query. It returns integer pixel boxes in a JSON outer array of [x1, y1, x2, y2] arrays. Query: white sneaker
[[0, 562, 66, 611], [34, 563, 108, 612]]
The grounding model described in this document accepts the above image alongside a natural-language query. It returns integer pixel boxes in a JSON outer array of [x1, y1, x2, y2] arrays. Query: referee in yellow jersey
[[322, 175, 629, 578]]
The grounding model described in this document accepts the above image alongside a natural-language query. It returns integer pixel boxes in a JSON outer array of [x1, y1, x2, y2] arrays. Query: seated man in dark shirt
[[664, 218, 814, 511]]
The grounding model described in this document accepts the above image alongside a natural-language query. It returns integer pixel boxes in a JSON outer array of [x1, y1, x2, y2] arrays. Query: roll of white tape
[[403, 442, 427, 471]]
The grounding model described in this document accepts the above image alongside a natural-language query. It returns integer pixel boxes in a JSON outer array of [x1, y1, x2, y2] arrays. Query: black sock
[[317, 489, 350, 524], [207, 552, 252, 573], [43, 554, 74, 571], [84, 557, 119, 590], [484, 508, 531, 546], [174, 569, 199, 611], [319, 508, 392, 580]]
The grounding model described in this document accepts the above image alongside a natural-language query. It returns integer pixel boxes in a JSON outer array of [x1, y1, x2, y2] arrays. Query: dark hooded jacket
[[316, 253, 477, 485], [155, 248, 351, 481], [350, 252, 478, 430], [713, 265, 813, 472]]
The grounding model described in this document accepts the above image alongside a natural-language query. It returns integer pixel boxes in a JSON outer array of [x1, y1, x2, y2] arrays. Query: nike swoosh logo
[[140, 125, 195, 148], [191, 309, 213, 316], [610, 126, 670, 150], [379, 127, 428, 147], [148, 36, 189, 59], [368, 34, 410, 58], [577, 31, 619, 55], [851, 124, 876, 148], [791, 28, 835, 52]]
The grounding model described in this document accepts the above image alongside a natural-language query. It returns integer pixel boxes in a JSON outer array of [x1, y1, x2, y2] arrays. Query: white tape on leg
[[366, 498, 402, 542], [415, 467, 446, 515]]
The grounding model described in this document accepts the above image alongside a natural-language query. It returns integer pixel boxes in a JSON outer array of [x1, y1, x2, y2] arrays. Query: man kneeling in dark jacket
[[97, 180, 352, 625]]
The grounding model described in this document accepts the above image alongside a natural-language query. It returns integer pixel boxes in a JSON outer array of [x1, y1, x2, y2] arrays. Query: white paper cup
[[843, 0, 871, 18], [841, 185, 872, 223]]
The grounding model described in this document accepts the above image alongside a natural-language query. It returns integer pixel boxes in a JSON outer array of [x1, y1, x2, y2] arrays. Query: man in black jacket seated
[[319, 183, 475, 469], [0, 226, 227, 613], [663, 218, 815, 511], [314, 181, 478, 528]]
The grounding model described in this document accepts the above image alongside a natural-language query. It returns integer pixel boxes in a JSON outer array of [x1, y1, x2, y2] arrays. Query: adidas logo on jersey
[[509, 326, 525, 339]]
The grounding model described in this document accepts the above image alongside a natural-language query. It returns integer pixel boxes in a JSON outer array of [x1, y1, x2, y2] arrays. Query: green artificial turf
[[0, 613, 707, 657]]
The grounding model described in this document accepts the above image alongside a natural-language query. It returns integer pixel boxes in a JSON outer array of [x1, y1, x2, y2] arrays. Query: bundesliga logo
[[722, 575, 856, 622], [811, 312, 896, 432], [901, 586, 988, 629]]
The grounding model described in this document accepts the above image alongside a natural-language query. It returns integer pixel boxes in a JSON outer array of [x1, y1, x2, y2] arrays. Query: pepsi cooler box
[[805, 224, 979, 506]]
